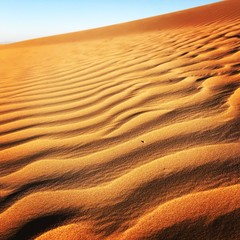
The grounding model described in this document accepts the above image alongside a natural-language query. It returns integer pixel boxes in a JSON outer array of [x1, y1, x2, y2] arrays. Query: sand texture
[[0, 0, 240, 239]]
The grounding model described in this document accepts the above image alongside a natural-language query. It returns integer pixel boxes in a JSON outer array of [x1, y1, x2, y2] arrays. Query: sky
[[0, 0, 220, 43]]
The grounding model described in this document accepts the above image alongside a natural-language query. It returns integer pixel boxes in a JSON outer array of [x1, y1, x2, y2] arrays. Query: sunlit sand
[[0, 0, 239, 239]]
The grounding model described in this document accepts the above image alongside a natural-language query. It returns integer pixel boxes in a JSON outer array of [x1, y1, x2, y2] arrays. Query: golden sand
[[0, 0, 239, 239]]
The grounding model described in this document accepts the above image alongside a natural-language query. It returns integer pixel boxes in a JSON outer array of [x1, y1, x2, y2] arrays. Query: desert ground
[[0, 0, 240, 239]]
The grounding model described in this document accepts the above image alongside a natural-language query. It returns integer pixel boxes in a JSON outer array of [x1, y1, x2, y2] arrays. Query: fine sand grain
[[0, 0, 240, 239]]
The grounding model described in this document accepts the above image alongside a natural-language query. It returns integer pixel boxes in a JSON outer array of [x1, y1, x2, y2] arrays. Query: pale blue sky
[[0, 0, 220, 42]]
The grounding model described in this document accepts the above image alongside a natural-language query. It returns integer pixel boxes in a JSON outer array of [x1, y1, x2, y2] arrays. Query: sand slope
[[0, 0, 240, 239]]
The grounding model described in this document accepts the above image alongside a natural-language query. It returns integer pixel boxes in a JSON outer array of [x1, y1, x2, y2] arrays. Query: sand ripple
[[0, 0, 240, 239]]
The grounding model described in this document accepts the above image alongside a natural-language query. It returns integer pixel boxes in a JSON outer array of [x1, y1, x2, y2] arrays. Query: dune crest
[[0, 0, 239, 239]]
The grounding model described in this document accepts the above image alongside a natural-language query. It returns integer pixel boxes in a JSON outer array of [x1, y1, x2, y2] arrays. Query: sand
[[0, 0, 240, 239]]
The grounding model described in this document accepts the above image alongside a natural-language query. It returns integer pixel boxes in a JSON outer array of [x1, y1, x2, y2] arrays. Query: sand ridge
[[0, 0, 240, 239]]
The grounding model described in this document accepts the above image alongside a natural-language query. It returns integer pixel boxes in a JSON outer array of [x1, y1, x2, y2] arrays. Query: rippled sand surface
[[0, 0, 240, 239]]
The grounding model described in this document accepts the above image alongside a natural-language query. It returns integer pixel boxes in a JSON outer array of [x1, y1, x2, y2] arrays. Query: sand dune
[[0, 0, 240, 239]]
